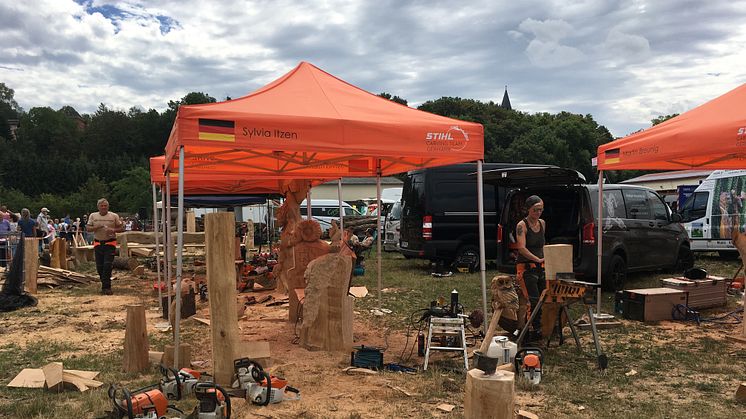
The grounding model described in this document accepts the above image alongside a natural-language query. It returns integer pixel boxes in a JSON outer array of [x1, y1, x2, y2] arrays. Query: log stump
[[23, 238, 39, 294], [464, 369, 514, 419], [122, 305, 149, 373]]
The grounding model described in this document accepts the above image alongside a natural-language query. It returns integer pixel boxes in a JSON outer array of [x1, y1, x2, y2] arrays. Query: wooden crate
[[622, 288, 688, 322], [660, 276, 727, 309]]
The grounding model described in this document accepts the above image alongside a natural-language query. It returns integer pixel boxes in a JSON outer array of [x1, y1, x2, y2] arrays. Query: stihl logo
[[426, 132, 455, 140]]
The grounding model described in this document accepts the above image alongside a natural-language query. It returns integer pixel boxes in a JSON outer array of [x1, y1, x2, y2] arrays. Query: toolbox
[[621, 288, 688, 322], [659, 276, 727, 309]]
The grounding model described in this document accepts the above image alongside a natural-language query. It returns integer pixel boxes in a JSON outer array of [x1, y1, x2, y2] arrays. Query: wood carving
[[300, 253, 354, 351], [274, 181, 307, 294], [490, 274, 519, 323], [287, 219, 331, 321]]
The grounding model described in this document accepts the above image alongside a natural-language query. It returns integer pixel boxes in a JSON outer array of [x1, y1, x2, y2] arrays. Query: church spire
[[500, 85, 512, 110]]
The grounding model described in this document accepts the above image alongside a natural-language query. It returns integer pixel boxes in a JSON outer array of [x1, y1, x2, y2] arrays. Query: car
[[383, 201, 402, 251], [299, 199, 361, 236], [484, 167, 693, 290]]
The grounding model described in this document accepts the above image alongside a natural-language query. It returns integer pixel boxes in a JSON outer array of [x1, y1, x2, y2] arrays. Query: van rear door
[[399, 172, 426, 254]]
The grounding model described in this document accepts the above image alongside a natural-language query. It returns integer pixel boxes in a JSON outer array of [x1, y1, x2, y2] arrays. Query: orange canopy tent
[[164, 61, 483, 177], [595, 83, 746, 326], [598, 83, 746, 171], [163, 62, 487, 365]]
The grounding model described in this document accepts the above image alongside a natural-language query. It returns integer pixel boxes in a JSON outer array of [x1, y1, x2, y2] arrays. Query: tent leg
[[477, 160, 488, 335], [152, 183, 162, 315], [173, 146, 186, 369], [165, 174, 172, 321], [338, 179, 344, 232], [597, 171, 604, 314], [376, 169, 382, 310]]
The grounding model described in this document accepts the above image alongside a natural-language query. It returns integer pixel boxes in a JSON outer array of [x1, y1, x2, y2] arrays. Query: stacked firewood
[[35, 266, 97, 288], [341, 216, 379, 235]]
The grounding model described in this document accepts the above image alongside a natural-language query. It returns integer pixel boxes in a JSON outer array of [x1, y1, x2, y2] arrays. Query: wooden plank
[[61, 371, 104, 392], [349, 286, 368, 298], [205, 212, 240, 385], [6, 369, 99, 388], [186, 211, 196, 233], [42, 362, 64, 392]]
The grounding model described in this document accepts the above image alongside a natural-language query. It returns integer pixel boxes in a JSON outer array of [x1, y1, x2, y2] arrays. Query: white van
[[299, 199, 362, 235], [679, 170, 746, 256]]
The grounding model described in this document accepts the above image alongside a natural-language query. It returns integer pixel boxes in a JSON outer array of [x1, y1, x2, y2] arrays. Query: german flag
[[199, 119, 235, 142], [605, 148, 620, 164]]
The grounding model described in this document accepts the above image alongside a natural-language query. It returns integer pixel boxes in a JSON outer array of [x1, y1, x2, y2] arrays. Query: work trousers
[[516, 262, 545, 332], [94, 244, 116, 290]]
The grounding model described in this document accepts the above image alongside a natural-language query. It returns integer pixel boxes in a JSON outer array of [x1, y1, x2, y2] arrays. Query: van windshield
[[389, 202, 402, 220]]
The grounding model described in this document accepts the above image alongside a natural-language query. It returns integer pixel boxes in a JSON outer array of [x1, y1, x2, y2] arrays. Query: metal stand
[[424, 316, 469, 371]]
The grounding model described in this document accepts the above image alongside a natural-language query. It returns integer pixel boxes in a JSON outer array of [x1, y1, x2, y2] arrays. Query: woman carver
[[515, 195, 546, 341]]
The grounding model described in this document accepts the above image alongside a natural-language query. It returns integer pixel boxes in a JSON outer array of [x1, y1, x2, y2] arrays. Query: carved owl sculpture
[[490, 274, 519, 312]]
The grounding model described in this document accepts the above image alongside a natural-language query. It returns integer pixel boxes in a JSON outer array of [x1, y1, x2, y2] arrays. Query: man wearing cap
[[87, 198, 124, 295], [36, 207, 50, 252], [515, 195, 546, 341]]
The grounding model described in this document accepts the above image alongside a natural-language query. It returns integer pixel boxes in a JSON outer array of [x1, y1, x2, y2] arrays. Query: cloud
[[1, 0, 745, 139]]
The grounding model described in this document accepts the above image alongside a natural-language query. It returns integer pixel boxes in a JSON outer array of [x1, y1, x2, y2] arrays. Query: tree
[[378, 92, 408, 106], [652, 114, 679, 126], [109, 166, 152, 214]]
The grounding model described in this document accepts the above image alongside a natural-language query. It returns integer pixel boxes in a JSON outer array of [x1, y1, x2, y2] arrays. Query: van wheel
[[454, 245, 479, 273], [605, 255, 626, 291], [676, 246, 695, 271]]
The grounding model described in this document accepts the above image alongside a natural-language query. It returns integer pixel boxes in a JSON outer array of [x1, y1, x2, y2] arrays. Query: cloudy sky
[[2, 0, 745, 138]]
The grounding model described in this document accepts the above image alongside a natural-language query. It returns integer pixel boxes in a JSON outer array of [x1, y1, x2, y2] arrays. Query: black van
[[484, 167, 692, 290], [398, 163, 550, 269]]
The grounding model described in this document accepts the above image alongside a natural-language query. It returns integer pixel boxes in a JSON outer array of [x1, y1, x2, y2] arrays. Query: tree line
[[1, 81, 652, 219]]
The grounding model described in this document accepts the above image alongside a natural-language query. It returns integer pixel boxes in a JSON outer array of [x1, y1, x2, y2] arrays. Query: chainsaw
[[107, 384, 184, 419], [514, 347, 544, 385], [231, 357, 300, 405], [159, 365, 207, 401], [186, 382, 231, 419]]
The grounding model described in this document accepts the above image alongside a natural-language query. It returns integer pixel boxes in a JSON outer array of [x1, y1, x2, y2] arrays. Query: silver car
[[383, 201, 402, 251]]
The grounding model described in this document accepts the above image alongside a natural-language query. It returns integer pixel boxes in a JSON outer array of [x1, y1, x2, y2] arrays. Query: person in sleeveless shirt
[[87, 198, 124, 295], [515, 195, 546, 340]]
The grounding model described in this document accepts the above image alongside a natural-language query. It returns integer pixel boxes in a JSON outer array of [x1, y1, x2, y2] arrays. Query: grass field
[[0, 250, 745, 418]]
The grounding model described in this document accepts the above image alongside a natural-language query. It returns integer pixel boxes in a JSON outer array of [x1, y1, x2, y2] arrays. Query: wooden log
[[24, 238, 39, 294], [122, 305, 149, 373], [543, 244, 573, 281], [205, 212, 240, 385], [186, 211, 196, 233], [113, 256, 139, 271], [464, 369, 515, 419], [50, 239, 67, 270], [42, 362, 64, 392], [163, 344, 192, 370], [300, 254, 354, 352]]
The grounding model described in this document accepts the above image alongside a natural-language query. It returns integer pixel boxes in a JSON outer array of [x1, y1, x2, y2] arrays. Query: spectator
[[36, 207, 50, 251], [0, 216, 10, 267], [0, 205, 10, 221], [81, 214, 91, 244], [9, 212, 19, 232], [18, 208, 37, 238], [125, 218, 133, 231]]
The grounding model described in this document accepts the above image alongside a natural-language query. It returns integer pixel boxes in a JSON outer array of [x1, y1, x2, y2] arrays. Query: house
[[310, 177, 403, 201]]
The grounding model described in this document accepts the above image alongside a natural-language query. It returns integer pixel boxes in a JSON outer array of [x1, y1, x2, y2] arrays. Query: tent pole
[[597, 170, 604, 314], [152, 183, 162, 315], [173, 146, 185, 369], [338, 179, 344, 232], [165, 173, 172, 322], [376, 167, 382, 309], [306, 187, 311, 221], [477, 160, 488, 335]]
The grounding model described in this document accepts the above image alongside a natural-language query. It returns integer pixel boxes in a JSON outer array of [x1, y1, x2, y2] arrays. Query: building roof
[[500, 86, 512, 110], [621, 169, 713, 183], [321, 177, 402, 186]]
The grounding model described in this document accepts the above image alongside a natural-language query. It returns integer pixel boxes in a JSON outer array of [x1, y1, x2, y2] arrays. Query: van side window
[[431, 182, 495, 213], [622, 189, 651, 219], [602, 190, 625, 219], [299, 207, 327, 217], [647, 191, 669, 221], [680, 191, 708, 222]]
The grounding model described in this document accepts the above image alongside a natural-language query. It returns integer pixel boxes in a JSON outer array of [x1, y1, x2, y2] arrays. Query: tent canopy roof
[[598, 83, 746, 170], [164, 62, 483, 178]]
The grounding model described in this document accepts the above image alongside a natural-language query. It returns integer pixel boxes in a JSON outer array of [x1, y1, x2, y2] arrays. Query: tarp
[[164, 61, 484, 177], [598, 83, 746, 170]]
